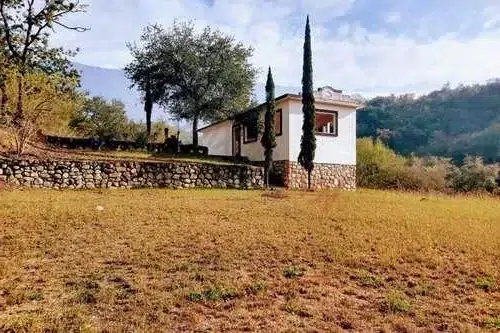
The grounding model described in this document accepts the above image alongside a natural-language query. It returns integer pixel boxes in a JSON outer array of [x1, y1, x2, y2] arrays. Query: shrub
[[283, 300, 312, 317], [283, 266, 305, 279], [245, 281, 267, 295], [485, 317, 500, 329], [357, 138, 424, 190], [26, 291, 44, 301], [406, 155, 452, 191], [447, 157, 500, 193], [474, 276, 496, 292], [357, 271, 384, 288], [384, 291, 411, 313], [134, 130, 149, 149], [358, 138, 404, 189], [414, 280, 434, 296], [357, 138, 500, 194]]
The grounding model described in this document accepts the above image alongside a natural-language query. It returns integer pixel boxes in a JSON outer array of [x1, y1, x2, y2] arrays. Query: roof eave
[[197, 94, 294, 132]]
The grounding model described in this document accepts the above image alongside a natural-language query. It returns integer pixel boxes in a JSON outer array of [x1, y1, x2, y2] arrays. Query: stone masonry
[[285, 161, 356, 189], [0, 158, 264, 190], [267, 160, 356, 190], [255, 160, 356, 189]]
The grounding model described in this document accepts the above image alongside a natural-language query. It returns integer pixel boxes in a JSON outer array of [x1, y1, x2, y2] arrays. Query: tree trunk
[[192, 116, 199, 148], [308, 169, 311, 189], [0, 81, 7, 117], [145, 102, 152, 137], [14, 74, 24, 125], [144, 82, 153, 137], [264, 166, 269, 188]]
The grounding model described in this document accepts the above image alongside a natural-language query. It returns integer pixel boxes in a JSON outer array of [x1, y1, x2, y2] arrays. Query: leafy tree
[[298, 15, 316, 189], [126, 22, 257, 147], [0, 0, 87, 124], [2, 65, 80, 154], [70, 97, 129, 141], [261, 67, 277, 187], [125, 27, 164, 139]]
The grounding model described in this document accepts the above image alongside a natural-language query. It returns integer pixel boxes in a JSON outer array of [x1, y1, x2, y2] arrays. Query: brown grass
[[1, 189, 499, 332], [0, 129, 238, 166]]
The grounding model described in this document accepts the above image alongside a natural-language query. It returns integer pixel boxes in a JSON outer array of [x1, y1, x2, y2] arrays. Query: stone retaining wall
[[285, 161, 356, 190], [254, 160, 356, 189], [0, 158, 264, 190]]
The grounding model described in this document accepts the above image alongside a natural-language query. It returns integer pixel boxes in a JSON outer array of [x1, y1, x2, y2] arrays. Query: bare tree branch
[[21, 0, 37, 64], [0, 0, 20, 59], [53, 20, 88, 32]]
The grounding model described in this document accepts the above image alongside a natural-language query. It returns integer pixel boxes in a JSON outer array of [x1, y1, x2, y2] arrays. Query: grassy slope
[[0, 129, 237, 166], [0, 189, 499, 332]]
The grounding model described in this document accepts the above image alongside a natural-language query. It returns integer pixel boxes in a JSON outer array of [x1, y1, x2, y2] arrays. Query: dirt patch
[[261, 190, 289, 199]]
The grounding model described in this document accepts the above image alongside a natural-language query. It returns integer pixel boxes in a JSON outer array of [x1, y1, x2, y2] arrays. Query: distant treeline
[[357, 138, 500, 194], [358, 80, 500, 163], [46, 135, 208, 155], [46, 135, 162, 151]]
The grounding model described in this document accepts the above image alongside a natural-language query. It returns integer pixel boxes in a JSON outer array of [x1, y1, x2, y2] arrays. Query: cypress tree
[[261, 67, 277, 187], [298, 15, 316, 189]]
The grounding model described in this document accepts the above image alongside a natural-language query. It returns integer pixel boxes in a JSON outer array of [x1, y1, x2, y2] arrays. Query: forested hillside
[[357, 81, 500, 163]]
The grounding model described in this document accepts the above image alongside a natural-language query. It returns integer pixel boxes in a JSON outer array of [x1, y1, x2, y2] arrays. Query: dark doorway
[[232, 125, 242, 157], [269, 169, 285, 187]]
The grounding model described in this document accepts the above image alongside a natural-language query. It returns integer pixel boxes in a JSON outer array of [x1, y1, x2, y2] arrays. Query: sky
[[52, 0, 500, 97]]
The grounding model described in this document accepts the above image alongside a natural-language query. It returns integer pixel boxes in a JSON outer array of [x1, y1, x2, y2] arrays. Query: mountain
[[357, 82, 500, 163], [73, 63, 145, 120], [73, 63, 299, 123]]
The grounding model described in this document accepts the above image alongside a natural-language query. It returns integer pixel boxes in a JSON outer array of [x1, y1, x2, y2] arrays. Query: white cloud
[[52, 0, 500, 96], [483, 4, 500, 29], [385, 12, 401, 24]]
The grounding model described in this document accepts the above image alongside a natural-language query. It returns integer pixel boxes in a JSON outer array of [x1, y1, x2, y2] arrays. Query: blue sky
[[53, 0, 500, 97]]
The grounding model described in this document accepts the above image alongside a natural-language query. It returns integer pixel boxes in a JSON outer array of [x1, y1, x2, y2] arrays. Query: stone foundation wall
[[252, 160, 356, 189], [284, 161, 356, 190], [0, 158, 264, 190]]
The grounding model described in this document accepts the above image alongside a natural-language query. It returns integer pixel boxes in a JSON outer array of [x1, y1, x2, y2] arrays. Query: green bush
[[283, 266, 305, 279], [447, 157, 499, 193], [474, 276, 496, 292], [357, 138, 407, 189], [134, 130, 149, 149], [357, 138, 500, 194], [357, 138, 426, 190], [384, 291, 412, 313]]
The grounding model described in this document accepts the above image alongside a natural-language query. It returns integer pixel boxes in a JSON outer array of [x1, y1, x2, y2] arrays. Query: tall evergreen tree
[[298, 15, 316, 189], [261, 67, 277, 187]]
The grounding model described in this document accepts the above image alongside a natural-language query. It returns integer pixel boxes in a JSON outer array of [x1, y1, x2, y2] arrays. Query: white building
[[198, 86, 363, 189]]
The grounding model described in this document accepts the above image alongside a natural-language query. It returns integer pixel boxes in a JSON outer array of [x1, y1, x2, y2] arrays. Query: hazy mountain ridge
[[73, 63, 299, 123]]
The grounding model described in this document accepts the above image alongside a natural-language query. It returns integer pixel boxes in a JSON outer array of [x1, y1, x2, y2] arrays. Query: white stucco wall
[[199, 97, 358, 165], [199, 120, 234, 156], [241, 100, 290, 162], [288, 99, 357, 165]]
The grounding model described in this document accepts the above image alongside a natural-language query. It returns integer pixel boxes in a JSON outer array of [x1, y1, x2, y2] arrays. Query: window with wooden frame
[[244, 108, 283, 143], [275, 109, 283, 136], [315, 110, 338, 136], [244, 119, 258, 143]]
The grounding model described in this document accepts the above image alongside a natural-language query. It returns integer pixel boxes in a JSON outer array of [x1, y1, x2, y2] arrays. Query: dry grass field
[[1, 189, 499, 332]]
